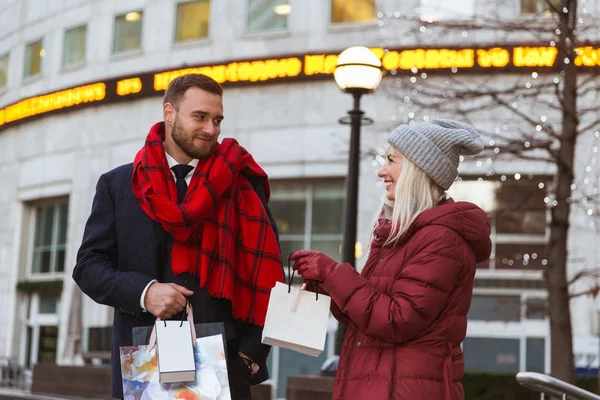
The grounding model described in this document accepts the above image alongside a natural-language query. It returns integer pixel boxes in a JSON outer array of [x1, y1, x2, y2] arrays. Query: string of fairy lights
[[367, 1, 600, 271]]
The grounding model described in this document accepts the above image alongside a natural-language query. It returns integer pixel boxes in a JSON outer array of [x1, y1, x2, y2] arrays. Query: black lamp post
[[322, 47, 382, 370]]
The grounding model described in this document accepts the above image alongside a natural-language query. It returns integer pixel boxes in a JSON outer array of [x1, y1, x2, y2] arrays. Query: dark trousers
[[228, 356, 253, 400]]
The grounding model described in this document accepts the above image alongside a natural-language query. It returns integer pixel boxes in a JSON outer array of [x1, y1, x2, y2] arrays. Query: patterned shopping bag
[[120, 334, 231, 400]]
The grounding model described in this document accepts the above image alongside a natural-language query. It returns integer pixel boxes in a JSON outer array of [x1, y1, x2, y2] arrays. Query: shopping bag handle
[[287, 253, 319, 301], [148, 300, 197, 348]]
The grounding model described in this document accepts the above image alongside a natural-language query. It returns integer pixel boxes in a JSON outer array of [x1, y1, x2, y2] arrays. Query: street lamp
[[322, 47, 382, 372], [334, 46, 382, 269]]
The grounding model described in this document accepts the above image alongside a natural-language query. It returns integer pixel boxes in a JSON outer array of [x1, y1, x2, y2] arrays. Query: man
[[73, 73, 283, 400]]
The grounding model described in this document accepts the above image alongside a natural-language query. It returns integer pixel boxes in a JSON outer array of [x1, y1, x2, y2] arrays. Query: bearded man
[[73, 74, 283, 400]]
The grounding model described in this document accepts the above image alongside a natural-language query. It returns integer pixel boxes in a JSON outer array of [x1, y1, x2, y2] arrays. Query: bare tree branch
[[567, 268, 600, 285]]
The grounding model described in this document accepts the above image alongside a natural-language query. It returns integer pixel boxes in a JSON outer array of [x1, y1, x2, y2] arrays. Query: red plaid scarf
[[132, 122, 283, 326]]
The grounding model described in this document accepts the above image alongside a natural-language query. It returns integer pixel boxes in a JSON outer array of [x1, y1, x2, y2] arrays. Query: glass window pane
[[311, 239, 342, 262], [43, 206, 54, 246], [521, 0, 559, 14], [311, 184, 344, 235], [113, 11, 143, 53], [0, 54, 8, 88], [55, 248, 65, 273], [495, 243, 547, 270], [247, 0, 288, 33], [63, 25, 87, 66], [24, 39, 43, 78], [270, 183, 307, 235], [331, 0, 376, 24], [37, 326, 58, 363], [32, 202, 69, 274], [495, 178, 548, 234], [32, 251, 42, 274], [39, 294, 58, 314], [57, 203, 69, 245], [280, 239, 305, 267], [526, 338, 545, 372], [88, 327, 113, 352], [468, 295, 521, 322], [526, 297, 547, 320], [496, 209, 546, 234], [39, 250, 51, 273], [175, 1, 210, 42], [447, 180, 498, 213], [25, 327, 33, 368], [34, 206, 46, 247], [463, 337, 520, 373], [34, 206, 54, 247], [276, 341, 329, 398]]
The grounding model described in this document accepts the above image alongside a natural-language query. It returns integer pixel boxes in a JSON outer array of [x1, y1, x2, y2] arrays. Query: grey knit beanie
[[387, 119, 484, 190]]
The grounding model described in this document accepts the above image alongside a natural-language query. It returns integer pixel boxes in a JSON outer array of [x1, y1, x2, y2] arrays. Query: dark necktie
[[171, 164, 194, 203]]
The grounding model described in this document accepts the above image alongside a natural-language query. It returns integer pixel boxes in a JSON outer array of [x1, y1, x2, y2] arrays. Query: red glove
[[289, 250, 339, 282]]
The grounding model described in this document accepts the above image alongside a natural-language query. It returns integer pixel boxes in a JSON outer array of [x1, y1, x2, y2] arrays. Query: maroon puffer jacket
[[320, 200, 492, 400]]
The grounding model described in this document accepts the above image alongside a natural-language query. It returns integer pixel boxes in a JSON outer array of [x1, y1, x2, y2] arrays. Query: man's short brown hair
[[163, 74, 223, 109]]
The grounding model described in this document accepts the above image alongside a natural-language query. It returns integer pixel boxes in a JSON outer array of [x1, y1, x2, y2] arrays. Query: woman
[[291, 119, 492, 400]]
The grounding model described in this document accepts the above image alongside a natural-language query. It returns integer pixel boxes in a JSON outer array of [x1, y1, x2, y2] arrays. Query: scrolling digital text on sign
[[2, 44, 600, 130]]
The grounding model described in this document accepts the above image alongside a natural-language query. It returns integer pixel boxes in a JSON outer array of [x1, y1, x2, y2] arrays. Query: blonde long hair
[[379, 145, 446, 247]]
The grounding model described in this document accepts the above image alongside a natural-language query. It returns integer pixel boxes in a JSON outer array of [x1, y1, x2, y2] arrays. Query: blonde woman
[[291, 120, 492, 400]]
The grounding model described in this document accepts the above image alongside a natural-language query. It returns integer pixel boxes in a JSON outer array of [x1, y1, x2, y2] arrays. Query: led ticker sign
[[1, 44, 599, 131], [116, 77, 142, 96], [153, 57, 303, 90], [0, 83, 106, 127]]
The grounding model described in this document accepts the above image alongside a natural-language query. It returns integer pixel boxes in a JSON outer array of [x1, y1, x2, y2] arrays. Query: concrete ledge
[[32, 364, 111, 399], [29, 363, 272, 400], [0, 388, 90, 400], [287, 375, 334, 400]]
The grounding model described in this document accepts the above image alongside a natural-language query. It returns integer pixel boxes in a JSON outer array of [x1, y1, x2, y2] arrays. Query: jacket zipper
[[339, 246, 385, 398]]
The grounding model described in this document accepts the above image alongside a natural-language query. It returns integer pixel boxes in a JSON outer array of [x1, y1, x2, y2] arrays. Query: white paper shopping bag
[[155, 320, 196, 383], [262, 281, 331, 357], [147, 302, 197, 384]]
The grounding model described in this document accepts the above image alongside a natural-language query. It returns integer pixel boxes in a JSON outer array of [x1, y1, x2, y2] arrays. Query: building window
[[0, 53, 8, 88], [447, 176, 550, 270], [463, 336, 546, 373], [526, 338, 546, 372], [21, 293, 61, 368], [521, 0, 559, 15], [113, 11, 143, 54], [464, 337, 520, 373], [87, 327, 113, 352], [24, 39, 44, 78], [266, 179, 342, 396], [330, 0, 376, 24], [419, 0, 475, 22], [31, 202, 69, 275], [175, 1, 210, 42], [468, 294, 547, 322], [63, 25, 87, 67], [469, 295, 521, 322], [269, 345, 330, 398], [269, 180, 345, 266], [247, 0, 289, 33]]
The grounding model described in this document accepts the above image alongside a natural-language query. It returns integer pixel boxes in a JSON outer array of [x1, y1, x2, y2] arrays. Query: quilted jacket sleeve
[[320, 226, 467, 343]]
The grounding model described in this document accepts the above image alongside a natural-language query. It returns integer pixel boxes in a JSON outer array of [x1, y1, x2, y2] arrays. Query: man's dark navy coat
[[73, 163, 279, 398]]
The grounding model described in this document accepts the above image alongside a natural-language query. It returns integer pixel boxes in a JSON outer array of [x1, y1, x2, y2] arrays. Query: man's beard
[[171, 116, 216, 159]]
